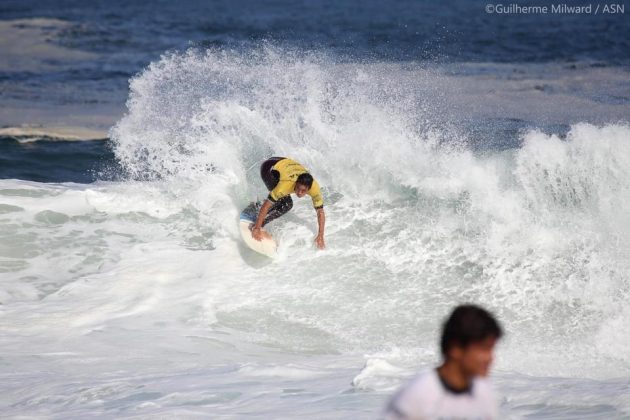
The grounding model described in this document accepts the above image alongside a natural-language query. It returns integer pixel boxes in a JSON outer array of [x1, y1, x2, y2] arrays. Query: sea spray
[[1, 46, 629, 417]]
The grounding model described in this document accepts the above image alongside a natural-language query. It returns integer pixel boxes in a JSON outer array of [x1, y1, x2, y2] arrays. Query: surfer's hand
[[252, 227, 263, 241], [315, 234, 325, 250]]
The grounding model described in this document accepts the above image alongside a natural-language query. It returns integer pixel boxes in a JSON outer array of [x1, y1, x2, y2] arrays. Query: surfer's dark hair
[[440, 304, 503, 356], [296, 173, 314, 188]]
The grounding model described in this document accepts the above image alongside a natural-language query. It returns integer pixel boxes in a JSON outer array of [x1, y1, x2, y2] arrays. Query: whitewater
[[1, 47, 630, 418]]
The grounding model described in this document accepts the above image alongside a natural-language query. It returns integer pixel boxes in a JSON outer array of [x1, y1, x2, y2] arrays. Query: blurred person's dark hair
[[440, 304, 503, 356]]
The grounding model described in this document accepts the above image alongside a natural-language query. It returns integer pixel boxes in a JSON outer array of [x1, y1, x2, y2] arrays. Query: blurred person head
[[440, 304, 503, 378]]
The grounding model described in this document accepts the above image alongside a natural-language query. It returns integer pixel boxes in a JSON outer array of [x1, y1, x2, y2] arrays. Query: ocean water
[[1, 1, 630, 419]]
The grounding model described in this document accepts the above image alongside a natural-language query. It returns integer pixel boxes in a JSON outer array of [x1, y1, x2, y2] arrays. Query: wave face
[[1, 47, 630, 417]]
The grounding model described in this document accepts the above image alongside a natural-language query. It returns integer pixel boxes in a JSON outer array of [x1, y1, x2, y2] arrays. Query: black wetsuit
[[259, 157, 293, 226]]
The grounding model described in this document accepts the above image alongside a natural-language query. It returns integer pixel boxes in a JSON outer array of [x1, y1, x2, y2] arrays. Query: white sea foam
[[1, 47, 630, 417]]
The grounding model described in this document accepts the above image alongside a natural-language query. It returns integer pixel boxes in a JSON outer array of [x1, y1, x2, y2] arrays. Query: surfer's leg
[[260, 157, 285, 191], [263, 196, 293, 226]]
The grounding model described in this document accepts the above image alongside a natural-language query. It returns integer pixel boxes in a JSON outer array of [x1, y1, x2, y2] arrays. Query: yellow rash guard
[[268, 158, 324, 209]]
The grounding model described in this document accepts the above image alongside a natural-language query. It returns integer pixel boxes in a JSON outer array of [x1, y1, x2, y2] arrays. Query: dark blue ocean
[[3, 0, 629, 64]]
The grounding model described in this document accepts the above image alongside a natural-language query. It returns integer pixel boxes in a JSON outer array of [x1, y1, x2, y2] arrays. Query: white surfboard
[[239, 202, 277, 257]]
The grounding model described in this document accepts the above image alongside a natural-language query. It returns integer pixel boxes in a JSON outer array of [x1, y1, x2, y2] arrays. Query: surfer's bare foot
[[252, 227, 263, 241]]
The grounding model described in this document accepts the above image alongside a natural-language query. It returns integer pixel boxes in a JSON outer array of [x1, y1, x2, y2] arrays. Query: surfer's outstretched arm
[[252, 200, 272, 241], [315, 207, 325, 250]]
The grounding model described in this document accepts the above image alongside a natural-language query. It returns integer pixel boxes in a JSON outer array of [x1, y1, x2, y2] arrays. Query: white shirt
[[385, 370, 499, 420]]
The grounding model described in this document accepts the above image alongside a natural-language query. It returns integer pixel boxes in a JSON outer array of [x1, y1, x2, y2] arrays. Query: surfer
[[252, 157, 326, 250], [385, 305, 503, 419]]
